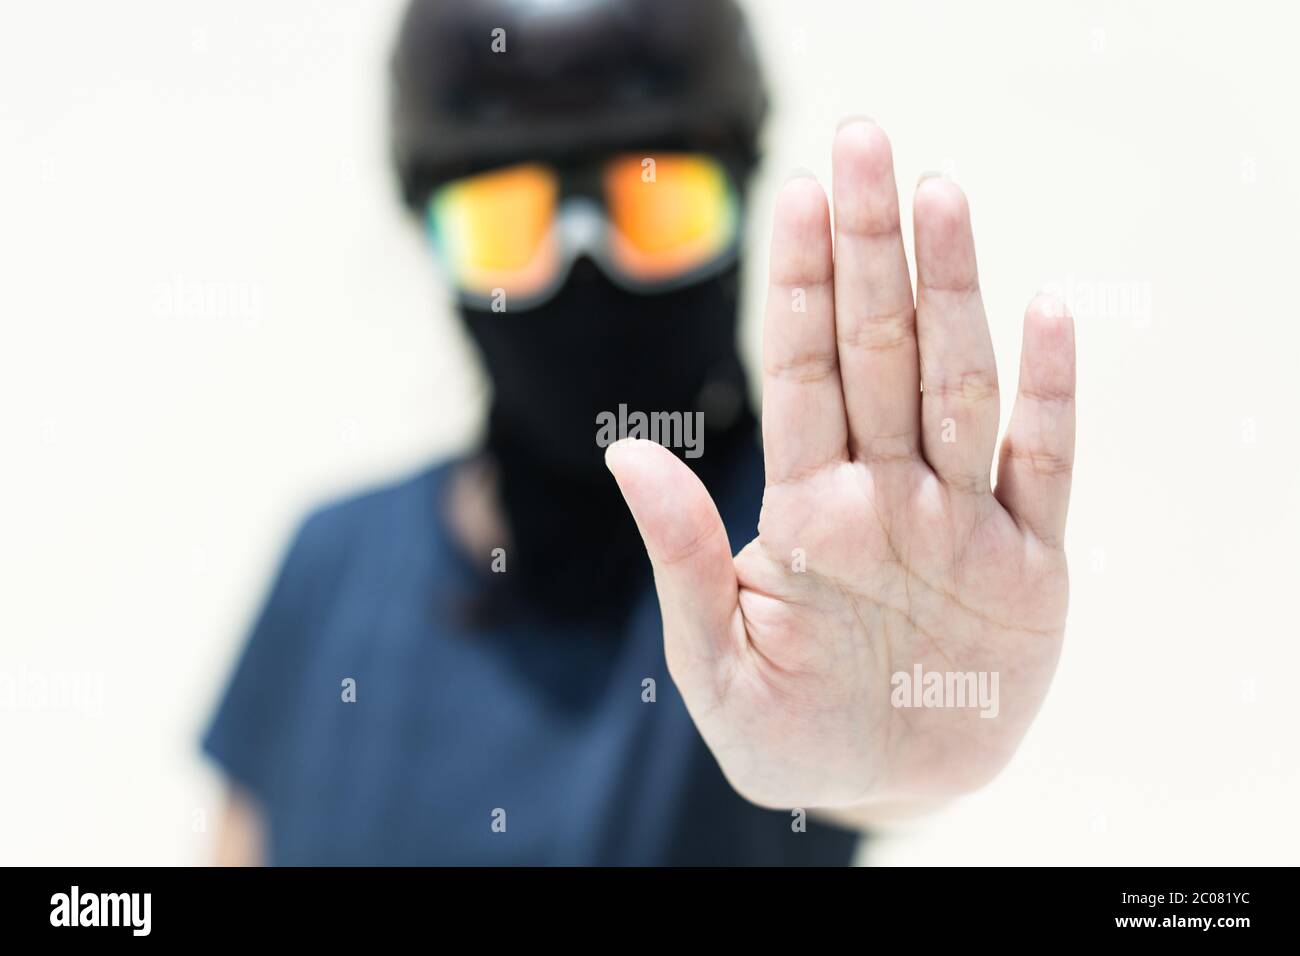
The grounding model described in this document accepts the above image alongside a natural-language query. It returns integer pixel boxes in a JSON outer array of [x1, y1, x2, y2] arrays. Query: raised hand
[[606, 119, 1076, 813]]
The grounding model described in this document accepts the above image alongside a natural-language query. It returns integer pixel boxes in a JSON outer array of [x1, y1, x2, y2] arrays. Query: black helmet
[[389, 0, 769, 213]]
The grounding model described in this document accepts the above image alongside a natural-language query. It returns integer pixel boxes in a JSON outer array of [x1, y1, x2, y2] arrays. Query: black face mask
[[458, 258, 756, 625]]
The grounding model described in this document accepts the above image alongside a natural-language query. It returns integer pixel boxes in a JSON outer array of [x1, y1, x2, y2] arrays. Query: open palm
[[607, 120, 1076, 812]]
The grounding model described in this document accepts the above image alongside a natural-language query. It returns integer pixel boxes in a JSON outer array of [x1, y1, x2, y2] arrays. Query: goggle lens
[[603, 153, 738, 281], [429, 162, 560, 300]]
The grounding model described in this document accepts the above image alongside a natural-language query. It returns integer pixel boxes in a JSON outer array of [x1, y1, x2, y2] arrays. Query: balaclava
[[389, 0, 769, 623], [463, 260, 754, 620]]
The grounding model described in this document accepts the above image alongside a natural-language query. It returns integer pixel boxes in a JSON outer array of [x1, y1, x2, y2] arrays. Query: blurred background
[[2, 0, 1297, 864]]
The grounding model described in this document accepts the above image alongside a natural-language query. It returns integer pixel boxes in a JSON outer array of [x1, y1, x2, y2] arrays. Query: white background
[[1, 0, 1297, 865]]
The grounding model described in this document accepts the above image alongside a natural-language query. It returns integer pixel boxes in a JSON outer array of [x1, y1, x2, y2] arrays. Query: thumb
[[604, 438, 741, 675]]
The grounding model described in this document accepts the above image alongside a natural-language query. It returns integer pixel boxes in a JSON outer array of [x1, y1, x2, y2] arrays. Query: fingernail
[[836, 114, 877, 130], [603, 437, 637, 473], [916, 170, 947, 187], [785, 166, 817, 182], [1031, 292, 1070, 319]]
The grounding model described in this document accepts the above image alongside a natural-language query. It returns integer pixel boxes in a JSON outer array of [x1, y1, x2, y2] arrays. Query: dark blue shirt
[[202, 442, 859, 865]]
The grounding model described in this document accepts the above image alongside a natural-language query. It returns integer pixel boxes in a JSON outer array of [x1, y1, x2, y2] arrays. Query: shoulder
[[267, 458, 461, 610], [293, 459, 455, 553]]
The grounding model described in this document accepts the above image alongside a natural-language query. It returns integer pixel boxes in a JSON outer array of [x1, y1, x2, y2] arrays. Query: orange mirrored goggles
[[425, 153, 741, 310]]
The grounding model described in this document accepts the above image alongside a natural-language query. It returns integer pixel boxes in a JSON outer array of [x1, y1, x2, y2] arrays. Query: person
[[203, 0, 1077, 866]]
